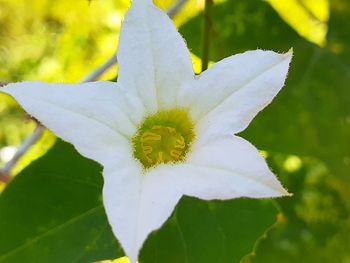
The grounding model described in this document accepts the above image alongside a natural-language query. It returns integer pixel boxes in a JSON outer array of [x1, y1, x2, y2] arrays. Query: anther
[[141, 132, 161, 142], [167, 127, 176, 134], [157, 152, 164, 163], [170, 150, 182, 159], [175, 137, 185, 149], [132, 109, 195, 169], [142, 145, 153, 154]]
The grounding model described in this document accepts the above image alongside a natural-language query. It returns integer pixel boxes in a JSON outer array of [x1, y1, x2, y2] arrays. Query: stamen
[[132, 109, 195, 169], [170, 149, 182, 159], [167, 127, 176, 134], [157, 152, 164, 163], [174, 137, 185, 149], [142, 145, 153, 154], [141, 132, 161, 142]]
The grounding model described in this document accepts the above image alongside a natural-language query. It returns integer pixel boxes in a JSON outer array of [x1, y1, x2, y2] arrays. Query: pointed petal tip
[[284, 47, 294, 60], [126, 248, 141, 263], [0, 81, 11, 90], [116, 242, 139, 263], [0, 81, 40, 99], [266, 179, 292, 198], [274, 187, 293, 198], [284, 191, 293, 197], [1, 81, 36, 92], [277, 48, 293, 62], [258, 189, 292, 200], [0, 87, 8, 94], [128, 255, 138, 263], [0, 82, 17, 96], [270, 177, 292, 197], [251, 48, 293, 64], [276, 48, 293, 70]]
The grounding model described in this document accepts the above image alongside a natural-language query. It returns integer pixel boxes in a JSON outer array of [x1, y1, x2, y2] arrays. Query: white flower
[[1, 0, 292, 262]]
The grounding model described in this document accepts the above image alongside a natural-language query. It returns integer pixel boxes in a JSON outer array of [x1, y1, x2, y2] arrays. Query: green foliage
[[267, 0, 329, 46], [180, 0, 350, 261], [0, 140, 278, 262], [141, 198, 276, 263], [247, 155, 349, 263], [0, 141, 122, 263], [1, 0, 350, 262]]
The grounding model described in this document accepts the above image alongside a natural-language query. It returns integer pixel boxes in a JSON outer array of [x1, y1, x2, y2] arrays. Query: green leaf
[[0, 140, 122, 263], [0, 140, 278, 263], [140, 197, 277, 263], [180, 0, 350, 179], [181, 0, 350, 261], [267, 0, 330, 46], [180, 0, 297, 60]]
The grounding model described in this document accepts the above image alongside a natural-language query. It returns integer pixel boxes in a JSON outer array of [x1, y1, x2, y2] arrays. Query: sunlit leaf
[[267, 0, 330, 46]]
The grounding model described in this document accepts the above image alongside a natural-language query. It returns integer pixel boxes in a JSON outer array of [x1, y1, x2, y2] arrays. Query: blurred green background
[[0, 0, 349, 262]]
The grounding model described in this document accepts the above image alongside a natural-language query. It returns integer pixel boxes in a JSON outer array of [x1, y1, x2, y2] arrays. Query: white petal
[[117, 0, 194, 112], [102, 161, 143, 263], [173, 135, 289, 199], [103, 163, 181, 263], [1, 81, 143, 167], [181, 50, 292, 144]]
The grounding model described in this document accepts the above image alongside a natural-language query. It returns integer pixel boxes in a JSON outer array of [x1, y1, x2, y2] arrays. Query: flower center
[[132, 109, 194, 169]]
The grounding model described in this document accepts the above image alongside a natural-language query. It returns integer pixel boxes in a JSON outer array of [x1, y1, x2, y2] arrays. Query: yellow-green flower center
[[132, 109, 195, 169]]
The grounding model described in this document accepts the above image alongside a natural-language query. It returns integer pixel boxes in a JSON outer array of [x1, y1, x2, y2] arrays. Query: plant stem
[[167, 0, 189, 18], [0, 124, 44, 182], [201, 0, 213, 72]]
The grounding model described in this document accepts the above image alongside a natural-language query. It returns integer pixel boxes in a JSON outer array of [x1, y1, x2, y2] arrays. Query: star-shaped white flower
[[1, 0, 292, 262]]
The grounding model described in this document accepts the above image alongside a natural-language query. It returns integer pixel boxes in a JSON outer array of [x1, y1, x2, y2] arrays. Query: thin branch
[[0, 0, 188, 183], [201, 0, 213, 72], [1, 125, 44, 180], [0, 54, 118, 182], [81, 53, 117, 82], [0, 172, 10, 183], [167, 0, 189, 18]]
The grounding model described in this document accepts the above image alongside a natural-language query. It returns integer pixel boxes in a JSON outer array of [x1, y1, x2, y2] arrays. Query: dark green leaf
[[0, 140, 278, 263], [180, 0, 350, 262], [180, 0, 350, 179], [141, 197, 277, 263], [0, 140, 122, 263]]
